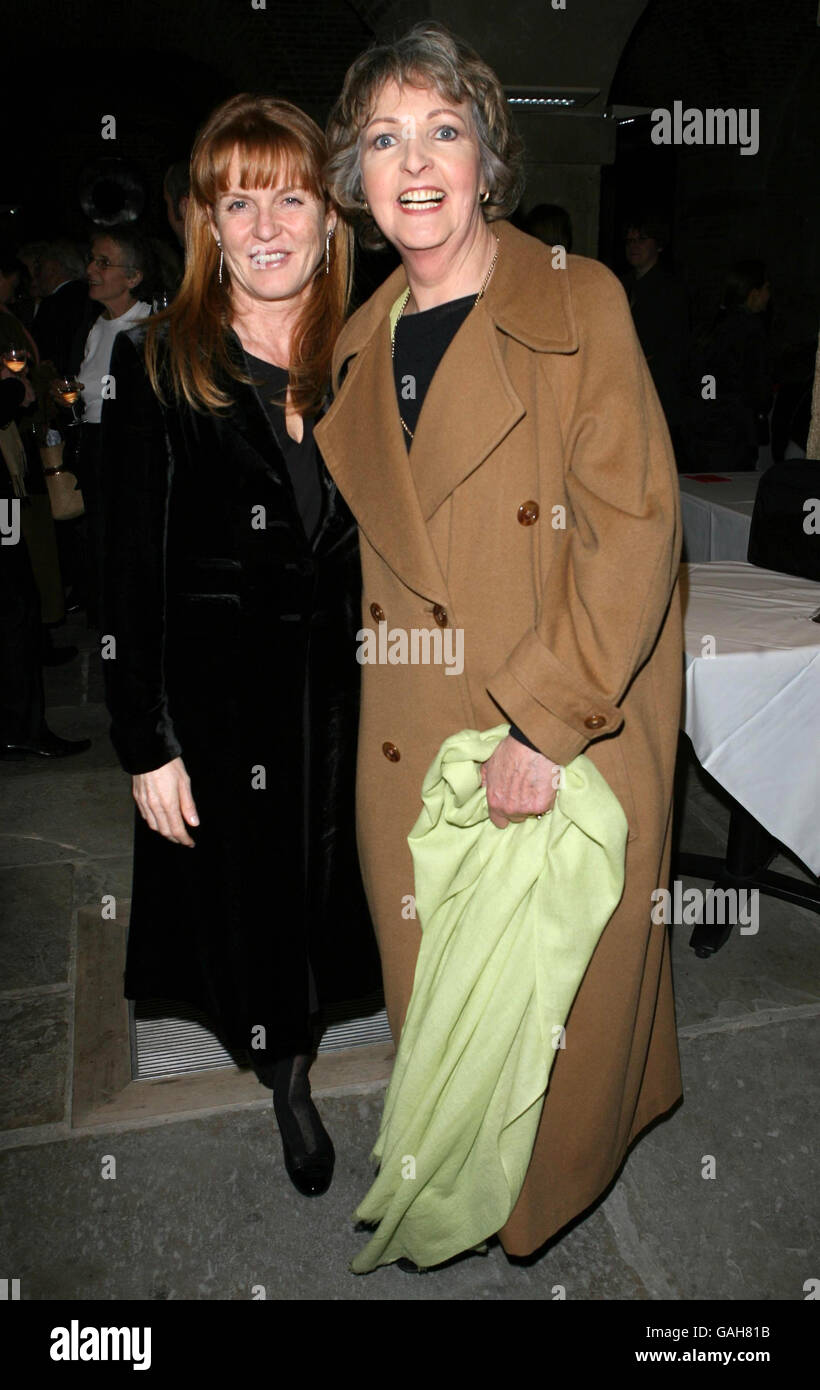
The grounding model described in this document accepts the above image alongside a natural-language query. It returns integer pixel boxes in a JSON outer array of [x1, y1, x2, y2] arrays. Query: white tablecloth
[[681, 561, 820, 875], [680, 473, 760, 563]]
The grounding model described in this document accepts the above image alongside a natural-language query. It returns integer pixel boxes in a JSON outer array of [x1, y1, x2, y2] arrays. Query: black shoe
[[272, 1054, 335, 1197], [1, 730, 91, 759], [395, 1258, 429, 1274], [279, 1130, 335, 1197]]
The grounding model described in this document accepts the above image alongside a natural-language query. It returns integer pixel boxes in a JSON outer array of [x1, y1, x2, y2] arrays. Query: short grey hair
[[325, 21, 525, 251]]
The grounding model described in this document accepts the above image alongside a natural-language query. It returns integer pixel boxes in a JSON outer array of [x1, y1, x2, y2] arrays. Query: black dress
[[101, 328, 381, 1079], [242, 353, 323, 541]]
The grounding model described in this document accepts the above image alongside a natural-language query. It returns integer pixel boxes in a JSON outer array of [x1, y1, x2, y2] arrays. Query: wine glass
[[1, 346, 28, 374], [53, 376, 84, 426]]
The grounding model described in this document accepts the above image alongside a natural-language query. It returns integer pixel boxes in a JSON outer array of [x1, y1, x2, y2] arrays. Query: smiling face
[[86, 236, 142, 318], [209, 151, 335, 313], [359, 80, 486, 259]]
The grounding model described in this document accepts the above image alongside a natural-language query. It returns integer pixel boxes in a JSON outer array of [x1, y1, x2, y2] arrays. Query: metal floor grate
[[132, 994, 390, 1080]]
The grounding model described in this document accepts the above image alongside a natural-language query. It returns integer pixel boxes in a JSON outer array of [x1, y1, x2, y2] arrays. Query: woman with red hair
[[101, 95, 380, 1196]]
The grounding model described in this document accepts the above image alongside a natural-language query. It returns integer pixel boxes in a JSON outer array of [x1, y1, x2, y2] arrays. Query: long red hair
[[145, 94, 352, 416]]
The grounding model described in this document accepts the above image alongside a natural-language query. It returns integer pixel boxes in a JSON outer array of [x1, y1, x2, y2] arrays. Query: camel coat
[[314, 219, 684, 1257]]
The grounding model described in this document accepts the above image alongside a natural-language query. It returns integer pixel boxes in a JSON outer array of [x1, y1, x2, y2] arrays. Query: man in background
[[163, 162, 190, 249], [622, 214, 689, 466], [30, 239, 90, 373]]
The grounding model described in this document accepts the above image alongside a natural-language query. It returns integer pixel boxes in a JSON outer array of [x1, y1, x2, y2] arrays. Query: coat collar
[[315, 221, 579, 602], [316, 310, 448, 601], [330, 219, 579, 375]]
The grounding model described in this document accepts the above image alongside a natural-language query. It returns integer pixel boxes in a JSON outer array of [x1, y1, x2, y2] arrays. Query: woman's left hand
[[481, 735, 561, 829]]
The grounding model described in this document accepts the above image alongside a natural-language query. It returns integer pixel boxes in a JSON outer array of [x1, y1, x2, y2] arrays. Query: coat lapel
[[408, 305, 524, 521], [315, 314, 449, 602], [409, 221, 579, 516], [315, 220, 581, 593]]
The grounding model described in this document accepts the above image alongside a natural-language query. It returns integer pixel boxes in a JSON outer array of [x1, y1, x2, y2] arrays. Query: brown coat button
[[382, 741, 401, 762], [370, 602, 385, 622], [584, 714, 607, 730], [517, 500, 540, 526], [433, 604, 448, 627]]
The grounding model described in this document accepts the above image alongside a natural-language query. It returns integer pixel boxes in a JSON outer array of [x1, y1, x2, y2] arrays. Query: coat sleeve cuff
[[109, 708, 183, 776], [487, 631, 625, 768]]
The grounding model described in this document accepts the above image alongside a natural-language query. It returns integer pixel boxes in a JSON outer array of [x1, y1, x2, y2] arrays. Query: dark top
[[0, 378, 26, 503], [392, 294, 474, 448], [681, 308, 773, 471], [32, 279, 93, 375], [622, 261, 689, 431], [390, 291, 539, 755], [244, 352, 323, 541], [0, 376, 25, 430]]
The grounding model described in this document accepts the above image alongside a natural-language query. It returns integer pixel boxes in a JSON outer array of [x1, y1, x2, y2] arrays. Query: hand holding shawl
[[351, 724, 628, 1273]]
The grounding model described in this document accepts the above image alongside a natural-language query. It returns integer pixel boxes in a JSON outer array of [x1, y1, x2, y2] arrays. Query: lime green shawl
[[351, 724, 627, 1273]]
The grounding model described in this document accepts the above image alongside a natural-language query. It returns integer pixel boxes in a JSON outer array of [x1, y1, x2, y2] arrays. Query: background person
[[15, 241, 49, 328], [27, 237, 97, 612], [163, 160, 191, 249], [681, 258, 773, 472], [0, 371, 90, 759], [66, 226, 155, 626], [622, 213, 689, 464], [29, 239, 88, 371], [0, 248, 69, 657], [521, 201, 573, 252]]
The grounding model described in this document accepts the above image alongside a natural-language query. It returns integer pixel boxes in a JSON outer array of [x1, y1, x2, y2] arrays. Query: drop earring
[[325, 227, 335, 275], [217, 240, 223, 284], [479, 190, 490, 204]]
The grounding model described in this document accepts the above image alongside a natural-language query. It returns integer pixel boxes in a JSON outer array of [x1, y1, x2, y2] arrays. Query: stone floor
[[0, 612, 817, 1299]]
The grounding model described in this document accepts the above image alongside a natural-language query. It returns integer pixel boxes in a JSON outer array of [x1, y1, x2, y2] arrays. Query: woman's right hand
[[132, 757, 200, 846]]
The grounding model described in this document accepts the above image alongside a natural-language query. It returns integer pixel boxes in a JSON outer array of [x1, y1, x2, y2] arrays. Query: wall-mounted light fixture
[[505, 86, 601, 110]]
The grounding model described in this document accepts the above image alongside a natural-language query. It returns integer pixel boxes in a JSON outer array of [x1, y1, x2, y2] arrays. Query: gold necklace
[[390, 234, 500, 440]]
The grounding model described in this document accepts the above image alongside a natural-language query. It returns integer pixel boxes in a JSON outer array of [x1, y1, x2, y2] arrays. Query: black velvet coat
[[101, 327, 381, 1069]]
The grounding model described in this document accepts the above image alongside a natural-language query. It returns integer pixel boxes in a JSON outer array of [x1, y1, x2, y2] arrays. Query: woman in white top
[[73, 228, 155, 623]]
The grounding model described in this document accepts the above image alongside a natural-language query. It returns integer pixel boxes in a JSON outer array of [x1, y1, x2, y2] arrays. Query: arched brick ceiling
[[348, 0, 651, 105], [612, 0, 818, 109]]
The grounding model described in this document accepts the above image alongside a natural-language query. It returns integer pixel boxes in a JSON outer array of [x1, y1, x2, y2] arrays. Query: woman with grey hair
[[315, 20, 684, 1265], [63, 227, 156, 626]]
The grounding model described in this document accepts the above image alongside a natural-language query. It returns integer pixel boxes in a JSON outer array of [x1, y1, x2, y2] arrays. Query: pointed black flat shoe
[[271, 1056, 335, 1197], [280, 1134, 335, 1197]]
